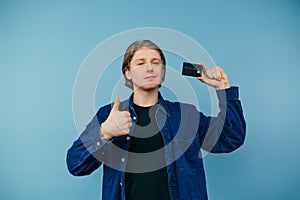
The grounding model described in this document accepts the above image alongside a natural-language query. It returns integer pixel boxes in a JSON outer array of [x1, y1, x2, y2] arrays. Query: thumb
[[197, 77, 207, 83], [112, 96, 120, 111]]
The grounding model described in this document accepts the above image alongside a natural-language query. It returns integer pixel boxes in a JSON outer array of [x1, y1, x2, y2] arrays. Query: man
[[67, 40, 246, 200]]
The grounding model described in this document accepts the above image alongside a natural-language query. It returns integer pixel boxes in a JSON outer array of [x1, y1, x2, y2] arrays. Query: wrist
[[100, 123, 112, 142], [215, 85, 230, 90], [215, 81, 230, 90]]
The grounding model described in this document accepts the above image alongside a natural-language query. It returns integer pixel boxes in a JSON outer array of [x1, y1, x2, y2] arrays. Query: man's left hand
[[197, 64, 230, 90]]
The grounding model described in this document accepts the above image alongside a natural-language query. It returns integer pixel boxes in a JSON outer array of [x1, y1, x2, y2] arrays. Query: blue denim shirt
[[67, 87, 246, 200]]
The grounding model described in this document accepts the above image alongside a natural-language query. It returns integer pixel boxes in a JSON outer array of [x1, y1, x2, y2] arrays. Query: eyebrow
[[133, 58, 161, 63]]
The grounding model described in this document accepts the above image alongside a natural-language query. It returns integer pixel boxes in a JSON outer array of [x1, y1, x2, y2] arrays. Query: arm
[[66, 108, 108, 176], [66, 97, 132, 176], [198, 87, 246, 153], [197, 65, 246, 153]]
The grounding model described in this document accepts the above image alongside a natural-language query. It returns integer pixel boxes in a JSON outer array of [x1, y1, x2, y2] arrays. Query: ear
[[125, 68, 132, 80], [162, 68, 166, 81]]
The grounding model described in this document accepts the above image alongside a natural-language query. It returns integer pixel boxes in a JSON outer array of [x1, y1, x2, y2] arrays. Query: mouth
[[144, 76, 156, 80]]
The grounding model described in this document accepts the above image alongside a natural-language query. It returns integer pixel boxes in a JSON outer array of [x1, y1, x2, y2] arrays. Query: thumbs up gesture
[[100, 97, 133, 141]]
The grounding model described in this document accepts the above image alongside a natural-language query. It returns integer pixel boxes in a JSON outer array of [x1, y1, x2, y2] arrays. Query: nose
[[146, 63, 153, 72]]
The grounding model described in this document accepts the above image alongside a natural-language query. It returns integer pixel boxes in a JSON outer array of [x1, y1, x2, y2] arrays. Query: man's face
[[125, 47, 165, 91]]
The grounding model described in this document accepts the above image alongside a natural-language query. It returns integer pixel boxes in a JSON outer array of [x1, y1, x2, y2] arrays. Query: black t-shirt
[[125, 104, 170, 200]]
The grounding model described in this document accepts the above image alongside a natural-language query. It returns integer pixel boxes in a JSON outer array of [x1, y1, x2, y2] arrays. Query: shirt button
[[96, 141, 100, 146], [126, 136, 130, 141], [121, 158, 125, 163], [133, 116, 136, 120], [120, 182, 123, 186]]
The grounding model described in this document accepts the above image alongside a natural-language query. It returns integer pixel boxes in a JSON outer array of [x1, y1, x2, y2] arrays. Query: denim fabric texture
[[67, 86, 246, 200]]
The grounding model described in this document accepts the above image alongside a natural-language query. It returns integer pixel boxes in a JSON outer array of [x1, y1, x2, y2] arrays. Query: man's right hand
[[100, 96, 133, 141]]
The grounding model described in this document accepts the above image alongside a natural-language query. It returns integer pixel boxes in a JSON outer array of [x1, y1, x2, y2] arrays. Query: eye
[[152, 61, 161, 65], [137, 62, 144, 66]]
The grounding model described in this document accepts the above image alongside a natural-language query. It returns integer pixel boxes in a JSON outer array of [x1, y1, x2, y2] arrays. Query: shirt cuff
[[80, 125, 112, 154], [216, 86, 239, 100]]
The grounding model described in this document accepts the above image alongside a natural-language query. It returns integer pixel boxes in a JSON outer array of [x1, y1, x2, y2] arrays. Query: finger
[[128, 117, 132, 123], [199, 63, 207, 73], [210, 69, 216, 79], [122, 127, 130, 134], [205, 69, 213, 79], [112, 96, 120, 111], [218, 67, 228, 80], [122, 113, 131, 122], [123, 117, 132, 125], [123, 111, 131, 118], [211, 68, 221, 81], [215, 67, 222, 81], [197, 77, 206, 83]]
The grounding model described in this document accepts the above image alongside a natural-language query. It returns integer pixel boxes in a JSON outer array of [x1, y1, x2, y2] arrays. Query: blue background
[[1, 0, 300, 199]]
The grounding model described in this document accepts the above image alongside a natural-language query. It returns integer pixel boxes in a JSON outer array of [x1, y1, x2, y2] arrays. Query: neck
[[133, 88, 159, 107]]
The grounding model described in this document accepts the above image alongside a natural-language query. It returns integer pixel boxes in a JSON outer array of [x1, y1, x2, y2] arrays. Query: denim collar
[[119, 91, 170, 117]]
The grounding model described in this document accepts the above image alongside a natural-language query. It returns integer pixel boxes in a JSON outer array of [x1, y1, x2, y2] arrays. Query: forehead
[[132, 48, 161, 61]]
